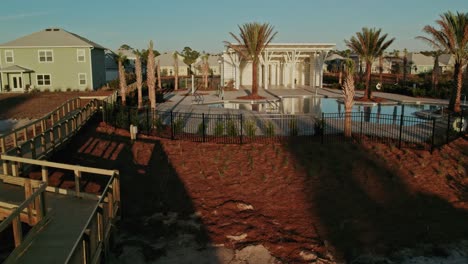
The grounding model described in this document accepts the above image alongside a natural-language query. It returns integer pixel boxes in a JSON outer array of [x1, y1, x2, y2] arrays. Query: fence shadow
[[46, 120, 222, 263], [285, 138, 468, 262], [0, 94, 36, 119]]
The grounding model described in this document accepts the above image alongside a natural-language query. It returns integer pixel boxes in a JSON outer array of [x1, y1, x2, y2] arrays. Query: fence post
[[321, 112, 325, 144], [398, 114, 404, 149], [446, 113, 451, 144], [430, 117, 436, 153], [202, 113, 206, 143], [240, 114, 243, 145], [360, 111, 363, 140], [146, 108, 150, 135], [170, 111, 174, 140]]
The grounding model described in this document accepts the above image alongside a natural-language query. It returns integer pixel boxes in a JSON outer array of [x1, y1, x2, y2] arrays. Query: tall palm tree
[[392, 49, 401, 83], [134, 50, 143, 109], [421, 50, 444, 91], [417, 11, 468, 112], [225, 22, 277, 99], [157, 61, 162, 92], [200, 53, 209, 89], [345, 27, 395, 99], [173, 51, 179, 91], [402, 48, 409, 86], [342, 59, 356, 137], [378, 54, 384, 84], [116, 52, 128, 105], [147, 41, 156, 109]]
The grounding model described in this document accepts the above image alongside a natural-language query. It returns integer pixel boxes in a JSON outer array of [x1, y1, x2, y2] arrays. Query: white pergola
[[222, 43, 335, 89]]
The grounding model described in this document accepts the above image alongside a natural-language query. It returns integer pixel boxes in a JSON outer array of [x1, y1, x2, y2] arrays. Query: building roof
[[115, 48, 137, 60], [0, 28, 105, 49], [0, 65, 34, 73], [193, 54, 221, 67], [155, 52, 188, 67]]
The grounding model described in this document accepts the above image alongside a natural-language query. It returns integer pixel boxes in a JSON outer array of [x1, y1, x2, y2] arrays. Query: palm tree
[[391, 49, 401, 83], [342, 59, 355, 137], [417, 11, 468, 112], [225, 22, 277, 99], [345, 27, 395, 100], [116, 52, 127, 105], [200, 53, 209, 89], [421, 50, 444, 91], [147, 41, 156, 109], [157, 61, 162, 92], [173, 51, 179, 91], [402, 48, 409, 86], [378, 53, 384, 84], [134, 50, 143, 109]]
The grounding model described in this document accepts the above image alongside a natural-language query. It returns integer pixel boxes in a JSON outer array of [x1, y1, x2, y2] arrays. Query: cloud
[[0, 11, 52, 21]]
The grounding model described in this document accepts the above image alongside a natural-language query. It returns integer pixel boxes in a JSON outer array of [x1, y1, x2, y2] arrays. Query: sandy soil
[[33, 120, 468, 263]]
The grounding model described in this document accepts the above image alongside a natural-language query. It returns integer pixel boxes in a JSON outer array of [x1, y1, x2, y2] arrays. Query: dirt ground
[[0, 91, 112, 119], [41, 119, 468, 263]]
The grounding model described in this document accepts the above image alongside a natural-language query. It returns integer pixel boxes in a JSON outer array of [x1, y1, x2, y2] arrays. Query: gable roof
[[155, 52, 188, 67], [193, 54, 221, 67], [0, 28, 105, 49]]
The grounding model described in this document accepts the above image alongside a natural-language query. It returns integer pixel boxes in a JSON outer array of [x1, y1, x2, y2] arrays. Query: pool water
[[206, 97, 441, 117]]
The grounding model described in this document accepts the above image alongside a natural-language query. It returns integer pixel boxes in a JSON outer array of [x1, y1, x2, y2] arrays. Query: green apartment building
[[0, 28, 106, 92]]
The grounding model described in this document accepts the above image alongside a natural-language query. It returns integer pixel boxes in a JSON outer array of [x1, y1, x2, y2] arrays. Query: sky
[[0, 0, 466, 53]]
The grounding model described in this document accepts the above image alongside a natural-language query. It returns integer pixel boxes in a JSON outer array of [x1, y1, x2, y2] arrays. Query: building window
[[37, 74, 51, 86], [38, 50, 53, 62], [78, 73, 87, 85], [5, 50, 14, 63], [77, 49, 85, 62]]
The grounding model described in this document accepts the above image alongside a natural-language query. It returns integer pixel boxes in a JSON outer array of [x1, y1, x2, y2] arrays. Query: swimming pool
[[206, 97, 442, 117]]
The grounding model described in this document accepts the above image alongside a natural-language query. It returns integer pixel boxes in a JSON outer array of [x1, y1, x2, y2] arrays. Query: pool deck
[[157, 85, 450, 113]]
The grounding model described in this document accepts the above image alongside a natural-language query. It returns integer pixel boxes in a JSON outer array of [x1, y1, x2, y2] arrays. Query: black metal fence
[[101, 104, 467, 151]]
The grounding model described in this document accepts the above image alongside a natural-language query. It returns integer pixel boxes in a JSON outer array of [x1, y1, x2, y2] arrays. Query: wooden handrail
[[1, 154, 116, 176], [0, 182, 47, 233]]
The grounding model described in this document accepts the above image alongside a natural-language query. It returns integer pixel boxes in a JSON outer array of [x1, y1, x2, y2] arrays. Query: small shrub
[[54, 88, 62, 92], [66, 88, 72, 92], [264, 121, 275, 136], [115, 107, 129, 128], [30, 88, 40, 93], [289, 119, 298, 136], [244, 119, 257, 137], [226, 120, 238, 136], [173, 118, 184, 134], [43, 88, 50, 92], [314, 118, 324, 135], [197, 122, 205, 135], [214, 121, 224, 136]]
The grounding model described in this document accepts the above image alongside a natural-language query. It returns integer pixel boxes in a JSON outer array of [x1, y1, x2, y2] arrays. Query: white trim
[[77, 49, 86, 63], [38, 50, 54, 63], [5, 50, 14, 63], [78, 73, 87, 86], [36, 73, 52, 86], [88, 48, 93, 89]]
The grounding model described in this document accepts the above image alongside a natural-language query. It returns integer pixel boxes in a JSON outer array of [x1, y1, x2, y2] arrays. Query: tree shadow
[[42, 121, 222, 263], [0, 94, 36, 119], [285, 138, 468, 262]]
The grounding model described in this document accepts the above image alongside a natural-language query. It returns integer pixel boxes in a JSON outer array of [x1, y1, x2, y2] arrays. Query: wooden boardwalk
[[0, 91, 120, 264], [0, 181, 97, 264]]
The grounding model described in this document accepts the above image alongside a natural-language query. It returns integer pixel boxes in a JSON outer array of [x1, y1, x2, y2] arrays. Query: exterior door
[[10, 74, 23, 92]]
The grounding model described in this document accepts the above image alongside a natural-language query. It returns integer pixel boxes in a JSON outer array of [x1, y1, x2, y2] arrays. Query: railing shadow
[[284, 138, 468, 262], [0, 94, 36, 120]]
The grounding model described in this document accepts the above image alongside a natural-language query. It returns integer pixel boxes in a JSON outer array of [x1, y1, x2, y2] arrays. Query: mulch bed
[[41, 121, 468, 263]]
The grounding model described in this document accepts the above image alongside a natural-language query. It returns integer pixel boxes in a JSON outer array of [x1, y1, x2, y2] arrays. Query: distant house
[[193, 54, 222, 76], [0, 28, 106, 92], [155, 52, 189, 77], [405, 52, 454, 75]]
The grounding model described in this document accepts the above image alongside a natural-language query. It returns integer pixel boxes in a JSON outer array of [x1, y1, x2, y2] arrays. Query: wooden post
[[41, 120, 45, 134], [0, 137, 5, 154], [25, 180, 34, 224], [74, 169, 81, 197], [13, 132, 18, 148], [23, 127, 28, 141], [65, 120, 69, 138], [12, 216, 23, 247], [67, 101, 70, 114], [32, 123, 37, 137], [108, 190, 114, 219], [41, 166, 49, 183], [41, 133, 46, 154], [11, 160, 19, 177], [30, 139, 36, 159]]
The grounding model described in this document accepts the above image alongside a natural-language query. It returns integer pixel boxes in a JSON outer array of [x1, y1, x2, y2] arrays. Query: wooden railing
[[0, 176, 48, 255], [0, 154, 120, 264]]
